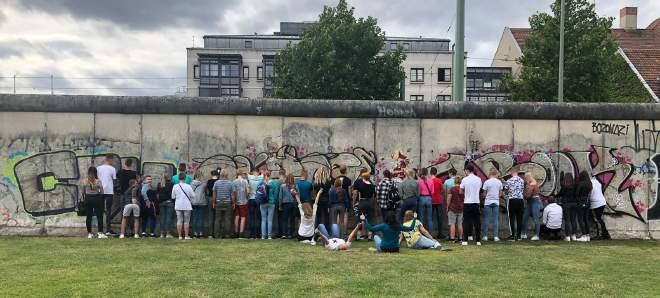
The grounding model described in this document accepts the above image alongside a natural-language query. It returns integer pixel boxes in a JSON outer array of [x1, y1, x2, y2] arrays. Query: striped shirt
[[212, 179, 233, 203]]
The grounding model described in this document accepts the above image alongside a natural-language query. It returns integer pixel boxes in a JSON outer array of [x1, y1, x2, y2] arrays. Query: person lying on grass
[[296, 185, 320, 244], [399, 210, 441, 249], [361, 212, 417, 253], [315, 222, 362, 251]]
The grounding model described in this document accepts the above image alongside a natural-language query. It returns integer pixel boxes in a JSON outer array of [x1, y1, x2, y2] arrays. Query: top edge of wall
[[0, 94, 657, 120]]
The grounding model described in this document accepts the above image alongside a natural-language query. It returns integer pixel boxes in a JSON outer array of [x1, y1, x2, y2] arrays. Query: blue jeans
[[280, 202, 296, 237], [159, 203, 174, 235], [260, 204, 274, 238], [374, 235, 383, 252], [141, 204, 157, 234], [191, 205, 207, 235], [522, 197, 542, 237], [248, 200, 261, 238], [413, 235, 439, 249], [419, 196, 433, 232], [481, 203, 500, 238], [318, 223, 340, 239]]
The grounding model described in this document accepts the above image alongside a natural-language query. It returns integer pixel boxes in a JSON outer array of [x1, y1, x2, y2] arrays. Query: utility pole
[[50, 74, 54, 95], [13, 74, 16, 94], [454, 0, 465, 101], [558, 0, 566, 103]]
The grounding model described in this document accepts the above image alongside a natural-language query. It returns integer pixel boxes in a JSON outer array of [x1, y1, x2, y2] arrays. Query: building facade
[[466, 67, 511, 102], [186, 22, 455, 101]]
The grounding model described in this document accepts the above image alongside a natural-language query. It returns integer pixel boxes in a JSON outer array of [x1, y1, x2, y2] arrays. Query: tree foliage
[[505, 0, 652, 102], [273, 0, 406, 100]]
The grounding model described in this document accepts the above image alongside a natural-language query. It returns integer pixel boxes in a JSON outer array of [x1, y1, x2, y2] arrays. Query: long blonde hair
[[524, 173, 537, 185]]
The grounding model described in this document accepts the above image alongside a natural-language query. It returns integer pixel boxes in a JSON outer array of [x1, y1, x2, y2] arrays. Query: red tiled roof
[[509, 20, 660, 100]]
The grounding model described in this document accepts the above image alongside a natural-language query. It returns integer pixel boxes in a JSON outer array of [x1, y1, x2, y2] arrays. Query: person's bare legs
[[449, 224, 455, 239], [234, 216, 240, 235], [133, 218, 140, 235], [184, 223, 190, 238], [177, 224, 183, 238], [120, 218, 127, 236], [458, 225, 464, 240], [239, 216, 246, 234]]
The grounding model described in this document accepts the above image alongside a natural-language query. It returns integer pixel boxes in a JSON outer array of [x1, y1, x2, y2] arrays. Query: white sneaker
[[166, 234, 173, 239], [586, 235, 591, 242], [531, 236, 540, 241], [97, 233, 108, 239], [300, 240, 311, 244], [184, 236, 192, 240], [178, 236, 183, 240], [482, 236, 488, 242], [368, 247, 377, 252], [476, 242, 482, 246], [119, 234, 125, 239], [87, 233, 94, 239], [521, 234, 528, 240], [494, 237, 500, 242], [134, 234, 140, 239], [461, 241, 468, 246], [310, 240, 316, 246], [268, 237, 272, 240], [468, 236, 473, 241], [571, 235, 577, 241], [564, 236, 571, 242], [576, 236, 587, 242]]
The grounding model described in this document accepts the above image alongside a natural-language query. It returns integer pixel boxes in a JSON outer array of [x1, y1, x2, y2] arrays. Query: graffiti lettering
[[592, 122, 629, 136]]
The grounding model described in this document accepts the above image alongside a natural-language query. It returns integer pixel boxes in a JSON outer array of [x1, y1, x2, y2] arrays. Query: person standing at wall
[[172, 163, 193, 185], [590, 176, 610, 240], [398, 169, 420, 221], [212, 170, 234, 239], [443, 169, 457, 201], [335, 166, 352, 235], [157, 171, 175, 238], [522, 173, 542, 241], [258, 172, 274, 239], [232, 171, 250, 239], [417, 168, 435, 234], [329, 176, 349, 237], [446, 176, 464, 243], [116, 159, 137, 210], [312, 168, 332, 232], [172, 173, 194, 240], [247, 169, 264, 239], [96, 155, 117, 236], [120, 179, 141, 239], [82, 166, 107, 239], [270, 170, 284, 238], [190, 173, 208, 239], [504, 169, 525, 241], [541, 197, 563, 240], [430, 167, 445, 239], [481, 168, 503, 242], [558, 173, 578, 242], [139, 175, 157, 237], [352, 169, 376, 240], [296, 169, 313, 204], [461, 164, 483, 246], [206, 169, 220, 238], [278, 174, 297, 239], [575, 171, 593, 242], [376, 170, 397, 222]]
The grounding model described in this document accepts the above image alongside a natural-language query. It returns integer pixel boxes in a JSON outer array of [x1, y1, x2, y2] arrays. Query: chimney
[[620, 7, 638, 30]]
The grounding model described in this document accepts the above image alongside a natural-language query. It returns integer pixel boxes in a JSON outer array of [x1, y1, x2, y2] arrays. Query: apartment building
[[186, 22, 455, 101]]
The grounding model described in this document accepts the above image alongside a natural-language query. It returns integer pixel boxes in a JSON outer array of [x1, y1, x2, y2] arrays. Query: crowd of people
[[79, 155, 611, 251]]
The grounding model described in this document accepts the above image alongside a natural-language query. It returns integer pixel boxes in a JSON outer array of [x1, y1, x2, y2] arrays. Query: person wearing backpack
[[172, 173, 195, 240], [329, 177, 348, 237], [190, 173, 208, 238], [157, 172, 175, 238], [258, 172, 273, 239], [247, 170, 264, 239], [376, 170, 399, 222]]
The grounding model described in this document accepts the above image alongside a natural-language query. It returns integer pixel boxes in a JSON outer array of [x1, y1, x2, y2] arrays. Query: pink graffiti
[[297, 147, 306, 157], [614, 152, 633, 164], [489, 144, 514, 152], [0, 208, 18, 226], [428, 153, 449, 166], [343, 146, 354, 153], [244, 147, 257, 160], [514, 149, 535, 163], [634, 201, 647, 214]]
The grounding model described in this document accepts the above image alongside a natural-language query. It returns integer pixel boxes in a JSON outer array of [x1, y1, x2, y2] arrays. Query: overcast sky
[[0, 0, 658, 96]]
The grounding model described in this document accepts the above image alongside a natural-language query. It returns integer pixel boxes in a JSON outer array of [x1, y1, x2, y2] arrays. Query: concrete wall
[[1, 95, 659, 238]]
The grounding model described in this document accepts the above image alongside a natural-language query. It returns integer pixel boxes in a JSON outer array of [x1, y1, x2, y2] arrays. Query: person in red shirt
[[430, 168, 445, 239], [446, 176, 464, 243]]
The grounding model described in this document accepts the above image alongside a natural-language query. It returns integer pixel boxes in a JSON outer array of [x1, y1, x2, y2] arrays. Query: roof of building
[[506, 19, 660, 100]]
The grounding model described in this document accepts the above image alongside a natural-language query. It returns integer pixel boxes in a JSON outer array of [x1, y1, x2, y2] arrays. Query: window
[[466, 79, 475, 88], [220, 60, 241, 97], [492, 79, 502, 88], [410, 68, 424, 82], [403, 43, 410, 50], [263, 59, 275, 97], [409, 95, 424, 101], [243, 66, 249, 80], [435, 95, 451, 101], [484, 81, 492, 88], [193, 65, 199, 79], [245, 40, 253, 48], [438, 68, 451, 82], [475, 79, 484, 88], [390, 43, 397, 50], [257, 66, 264, 80]]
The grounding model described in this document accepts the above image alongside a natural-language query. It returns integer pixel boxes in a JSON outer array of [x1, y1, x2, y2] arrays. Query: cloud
[[5, 0, 239, 31]]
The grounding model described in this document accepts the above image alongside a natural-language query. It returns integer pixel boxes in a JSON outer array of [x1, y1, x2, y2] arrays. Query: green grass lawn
[[0, 237, 658, 297]]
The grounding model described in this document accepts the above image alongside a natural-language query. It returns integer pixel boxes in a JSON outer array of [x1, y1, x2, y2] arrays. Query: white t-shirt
[[590, 178, 607, 209], [543, 203, 563, 229], [482, 178, 503, 205], [96, 164, 117, 195], [297, 203, 318, 237], [171, 183, 194, 211], [325, 238, 348, 250], [460, 174, 482, 204]]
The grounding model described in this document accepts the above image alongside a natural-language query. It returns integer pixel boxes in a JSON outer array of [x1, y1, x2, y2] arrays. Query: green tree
[[505, 0, 652, 102], [273, 0, 406, 100]]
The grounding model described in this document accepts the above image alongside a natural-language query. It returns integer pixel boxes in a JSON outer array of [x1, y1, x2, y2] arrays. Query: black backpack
[[386, 181, 401, 209]]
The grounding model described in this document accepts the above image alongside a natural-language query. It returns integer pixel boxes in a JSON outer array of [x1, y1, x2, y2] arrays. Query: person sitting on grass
[[120, 179, 141, 239], [361, 212, 417, 253], [296, 185, 320, 244], [541, 197, 564, 241], [315, 222, 362, 251], [400, 210, 441, 249]]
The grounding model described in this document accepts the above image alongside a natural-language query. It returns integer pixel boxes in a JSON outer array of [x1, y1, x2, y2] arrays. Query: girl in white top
[[296, 187, 321, 244], [171, 173, 195, 240]]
